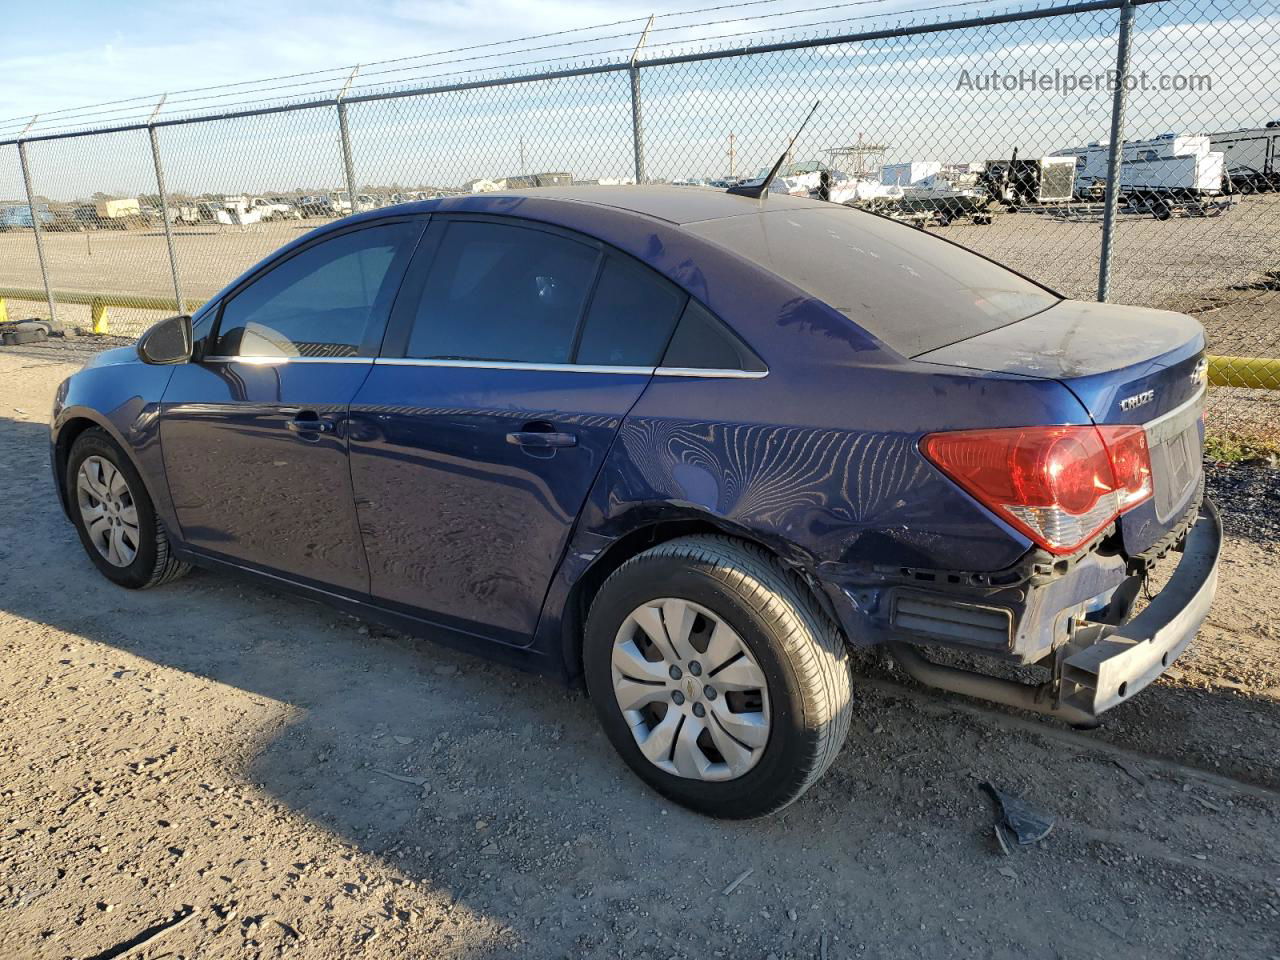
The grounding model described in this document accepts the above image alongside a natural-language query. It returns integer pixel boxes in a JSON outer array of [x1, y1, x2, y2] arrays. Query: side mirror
[[137, 314, 193, 365]]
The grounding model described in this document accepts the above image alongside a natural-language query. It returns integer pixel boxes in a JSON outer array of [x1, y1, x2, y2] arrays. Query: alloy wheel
[[611, 598, 770, 781]]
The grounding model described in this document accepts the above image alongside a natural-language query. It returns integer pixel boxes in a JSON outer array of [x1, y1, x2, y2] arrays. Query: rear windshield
[[685, 206, 1059, 356]]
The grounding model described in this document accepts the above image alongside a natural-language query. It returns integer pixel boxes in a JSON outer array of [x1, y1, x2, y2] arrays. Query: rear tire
[[66, 428, 190, 590], [583, 535, 852, 819]]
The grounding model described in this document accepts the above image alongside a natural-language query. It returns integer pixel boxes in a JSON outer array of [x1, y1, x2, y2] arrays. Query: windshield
[[685, 206, 1059, 356]]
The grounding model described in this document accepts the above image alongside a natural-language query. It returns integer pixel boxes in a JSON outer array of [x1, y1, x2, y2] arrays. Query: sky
[[1, 0, 1275, 200], [0, 0, 847, 122]]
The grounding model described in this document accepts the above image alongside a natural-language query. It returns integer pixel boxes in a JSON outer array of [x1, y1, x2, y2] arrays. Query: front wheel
[[66, 429, 190, 589], [583, 536, 853, 819]]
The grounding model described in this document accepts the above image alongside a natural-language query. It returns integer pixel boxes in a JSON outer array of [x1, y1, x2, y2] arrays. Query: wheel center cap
[[682, 676, 698, 702]]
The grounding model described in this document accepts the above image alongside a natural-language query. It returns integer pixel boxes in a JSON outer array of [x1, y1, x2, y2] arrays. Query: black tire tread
[[596, 534, 852, 815], [143, 519, 192, 588]]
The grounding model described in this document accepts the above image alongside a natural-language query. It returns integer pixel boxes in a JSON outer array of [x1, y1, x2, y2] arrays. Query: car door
[[348, 215, 689, 644], [159, 219, 424, 593]]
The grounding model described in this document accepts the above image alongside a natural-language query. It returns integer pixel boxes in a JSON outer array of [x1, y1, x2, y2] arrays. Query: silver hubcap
[[76, 456, 139, 568], [611, 598, 770, 782]]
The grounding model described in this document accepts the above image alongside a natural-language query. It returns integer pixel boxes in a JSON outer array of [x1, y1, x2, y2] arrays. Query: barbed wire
[[0, 0, 1035, 138]]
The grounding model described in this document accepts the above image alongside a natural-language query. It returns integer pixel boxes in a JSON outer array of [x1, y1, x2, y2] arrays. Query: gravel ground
[[0, 347, 1278, 960], [1206, 458, 1280, 541]]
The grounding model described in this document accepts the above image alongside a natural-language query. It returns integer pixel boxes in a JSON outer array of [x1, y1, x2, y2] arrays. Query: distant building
[[503, 171, 573, 188], [464, 172, 574, 192]]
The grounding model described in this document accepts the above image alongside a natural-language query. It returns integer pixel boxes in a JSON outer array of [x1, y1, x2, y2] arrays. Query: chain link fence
[[0, 0, 1276, 438]]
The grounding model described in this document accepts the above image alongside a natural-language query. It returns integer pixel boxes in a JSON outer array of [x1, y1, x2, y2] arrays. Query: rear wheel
[[584, 536, 852, 819], [66, 429, 190, 589]]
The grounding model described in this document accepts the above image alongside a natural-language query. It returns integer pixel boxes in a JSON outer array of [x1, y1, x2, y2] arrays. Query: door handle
[[506, 430, 576, 448], [288, 414, 334, 434]]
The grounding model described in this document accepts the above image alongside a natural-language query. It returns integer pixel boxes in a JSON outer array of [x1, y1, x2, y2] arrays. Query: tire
[[65, 428, 190, 590], [583, 535, 853, 819]]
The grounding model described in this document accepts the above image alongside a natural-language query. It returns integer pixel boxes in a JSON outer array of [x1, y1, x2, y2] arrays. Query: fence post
[[148, 123, 185, 315], [336, 66, 361, 214], [1096, 0, 1135, 303], [17, 139, 58, 330], [630, 17, 655, 185], [337, 104, 359, 214]]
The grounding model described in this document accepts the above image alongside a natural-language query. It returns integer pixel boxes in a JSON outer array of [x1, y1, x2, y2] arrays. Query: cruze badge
[[1119, 390, 1155, 412]]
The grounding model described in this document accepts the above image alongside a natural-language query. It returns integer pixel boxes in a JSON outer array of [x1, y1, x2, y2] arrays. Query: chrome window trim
[[369, 357, 770, 378], [654, 366, 769, 379], [373, 358, 655, 375], [197, 355, 770, 378], [201, 355, 374, 365]]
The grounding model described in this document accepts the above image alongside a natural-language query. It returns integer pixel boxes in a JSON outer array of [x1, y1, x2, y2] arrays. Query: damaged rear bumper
[[831, 499, 1221, 725], [1054, 498, 1220, 718]]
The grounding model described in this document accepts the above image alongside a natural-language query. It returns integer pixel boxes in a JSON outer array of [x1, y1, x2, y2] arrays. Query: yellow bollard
[[91, 298, 109, 335], [1207, 355, 1280, 391], [0, 297, 7, 325]]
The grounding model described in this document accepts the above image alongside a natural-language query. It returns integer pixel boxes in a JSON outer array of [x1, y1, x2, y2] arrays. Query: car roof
[[432, 184, 825, 225]]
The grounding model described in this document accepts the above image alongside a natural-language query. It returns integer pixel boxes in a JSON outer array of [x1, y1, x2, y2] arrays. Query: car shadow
[[2, 413, 1278, 957]]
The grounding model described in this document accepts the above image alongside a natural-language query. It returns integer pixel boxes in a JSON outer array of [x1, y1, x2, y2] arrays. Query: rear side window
[[406, 221, 598, 363], [662, 301, 766, 372], [214, 222, 417, 358], [575, 254, 687, 366]]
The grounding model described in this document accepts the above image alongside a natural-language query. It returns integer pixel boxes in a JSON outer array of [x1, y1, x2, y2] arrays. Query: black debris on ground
[[981, 782, 1055, 847], [1205, 457, 1280, 541]]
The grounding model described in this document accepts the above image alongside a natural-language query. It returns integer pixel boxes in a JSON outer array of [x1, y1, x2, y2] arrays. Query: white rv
[[1054, 133, 1225, 214], [1209, 125, 1280, 172]]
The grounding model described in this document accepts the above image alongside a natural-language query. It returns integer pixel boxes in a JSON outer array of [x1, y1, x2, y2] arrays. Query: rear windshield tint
[[685, 206, 1059, 356]]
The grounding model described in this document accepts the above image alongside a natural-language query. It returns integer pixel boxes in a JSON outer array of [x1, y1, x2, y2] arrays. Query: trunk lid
[[916, 300, 1207, 553]]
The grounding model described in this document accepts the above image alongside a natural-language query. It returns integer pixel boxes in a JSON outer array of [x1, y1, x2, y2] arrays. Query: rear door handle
[[506, 430, 576, 448]]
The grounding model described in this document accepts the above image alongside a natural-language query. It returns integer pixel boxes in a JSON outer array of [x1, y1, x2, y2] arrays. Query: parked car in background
[[248, 197, 300, 220], [50, 186, 1219, 818], [296, 195, 336, 218]]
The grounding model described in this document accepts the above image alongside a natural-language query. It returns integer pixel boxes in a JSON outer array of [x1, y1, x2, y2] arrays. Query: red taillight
[[1097, 425, 1153, 511], [920, 424, 1153, 554]]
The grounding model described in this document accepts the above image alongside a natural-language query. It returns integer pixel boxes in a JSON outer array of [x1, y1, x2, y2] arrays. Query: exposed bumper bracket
[[889, 500, 1222, 725]]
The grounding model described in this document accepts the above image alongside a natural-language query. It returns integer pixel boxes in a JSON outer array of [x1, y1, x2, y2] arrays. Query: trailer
[[0, 203, 52, 229], [1210, 125, 1279, 173], [94, 197, 141, 220], [983, 154, 1076, 206]]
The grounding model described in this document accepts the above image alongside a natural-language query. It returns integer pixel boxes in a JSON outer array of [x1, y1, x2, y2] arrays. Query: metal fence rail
[[0, 0, 1276, 437]]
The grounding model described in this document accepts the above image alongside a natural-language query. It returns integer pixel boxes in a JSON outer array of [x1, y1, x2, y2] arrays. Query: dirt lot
[[0, 344, 1278, 960]]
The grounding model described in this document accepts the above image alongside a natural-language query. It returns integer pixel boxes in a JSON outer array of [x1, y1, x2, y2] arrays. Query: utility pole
[[728, 132, 736, 180]]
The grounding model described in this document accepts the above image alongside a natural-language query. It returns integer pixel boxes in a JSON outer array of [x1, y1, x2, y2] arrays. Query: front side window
[[406, 220, 599, 363], [214, 222, 417, 358]]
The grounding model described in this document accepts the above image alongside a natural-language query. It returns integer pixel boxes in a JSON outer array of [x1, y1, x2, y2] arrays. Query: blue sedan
[[50, 186, 1220, 818]]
